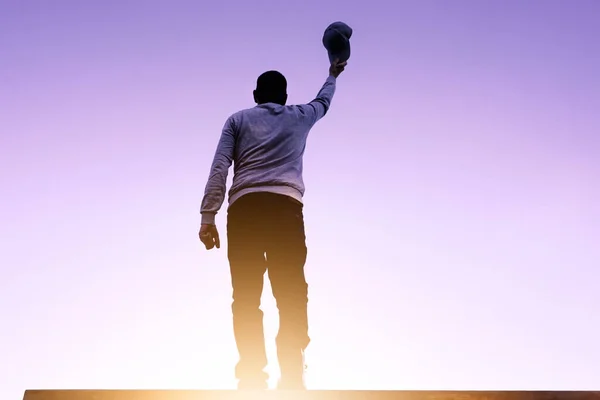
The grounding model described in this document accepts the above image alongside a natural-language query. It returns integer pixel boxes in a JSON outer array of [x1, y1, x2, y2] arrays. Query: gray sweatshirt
[[200, 75, 337, 225]]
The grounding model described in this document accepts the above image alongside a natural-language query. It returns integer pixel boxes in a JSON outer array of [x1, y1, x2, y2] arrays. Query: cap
[[322, 21, 353, 63]]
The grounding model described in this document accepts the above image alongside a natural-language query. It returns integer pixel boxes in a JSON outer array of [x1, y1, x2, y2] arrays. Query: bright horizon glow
[[1, 0, 599, 398]]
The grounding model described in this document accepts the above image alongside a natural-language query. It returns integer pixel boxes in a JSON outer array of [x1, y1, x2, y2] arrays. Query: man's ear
[[253, 90, 259, 104]]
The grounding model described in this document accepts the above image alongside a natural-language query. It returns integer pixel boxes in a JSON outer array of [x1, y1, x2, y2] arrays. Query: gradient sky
[[1, 0, 599, 397]]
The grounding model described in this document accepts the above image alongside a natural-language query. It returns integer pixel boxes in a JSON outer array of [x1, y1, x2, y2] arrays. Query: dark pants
[[227, 192, 310, 382]]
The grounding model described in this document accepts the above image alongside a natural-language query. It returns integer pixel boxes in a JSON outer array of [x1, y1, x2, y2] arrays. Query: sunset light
[[2, 1, 599, 399]]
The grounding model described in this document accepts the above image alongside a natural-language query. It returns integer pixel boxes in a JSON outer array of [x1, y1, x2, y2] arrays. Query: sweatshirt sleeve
[[200, 116, 236, 225], [298, 75, 337, 126]]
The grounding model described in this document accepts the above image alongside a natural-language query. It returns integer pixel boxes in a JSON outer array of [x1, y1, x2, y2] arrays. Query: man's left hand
[[199, 224, 220, 250]]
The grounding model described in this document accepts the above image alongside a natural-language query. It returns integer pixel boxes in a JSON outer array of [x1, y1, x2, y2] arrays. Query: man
[[199, 58, 347, 390]]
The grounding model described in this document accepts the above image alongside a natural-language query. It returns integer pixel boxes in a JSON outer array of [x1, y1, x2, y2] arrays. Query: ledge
[[22, 390, 600, 400]]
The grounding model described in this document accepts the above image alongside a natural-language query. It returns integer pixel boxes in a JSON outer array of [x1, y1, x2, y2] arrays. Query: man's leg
[[227, 196, 269, 389], [265, 195, 310, 389]]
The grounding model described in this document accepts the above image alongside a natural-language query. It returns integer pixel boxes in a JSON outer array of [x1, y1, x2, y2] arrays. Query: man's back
[[200, 75, 336, 225], [229, 80, 335, 205]]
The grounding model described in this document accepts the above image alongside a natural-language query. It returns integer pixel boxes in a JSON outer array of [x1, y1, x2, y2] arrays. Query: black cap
[[322, 21, 353, 63]]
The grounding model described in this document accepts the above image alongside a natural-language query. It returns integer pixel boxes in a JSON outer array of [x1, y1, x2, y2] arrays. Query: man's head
[[253, 71, 288, 105]]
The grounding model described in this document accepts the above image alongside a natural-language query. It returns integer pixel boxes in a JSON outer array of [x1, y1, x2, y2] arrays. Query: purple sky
[[1, 0, 599, 396]]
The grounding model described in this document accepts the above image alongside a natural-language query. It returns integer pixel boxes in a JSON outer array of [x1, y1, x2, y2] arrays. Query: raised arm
[[298, 59, 348, 125], [200, 116, 236, 225]]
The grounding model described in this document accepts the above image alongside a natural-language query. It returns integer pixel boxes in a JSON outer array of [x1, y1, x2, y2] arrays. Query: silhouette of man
[[199, 58, 347, 390]]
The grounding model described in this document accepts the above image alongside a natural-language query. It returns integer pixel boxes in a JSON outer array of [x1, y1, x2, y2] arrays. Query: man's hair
[[255, 71, 287, 103]]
